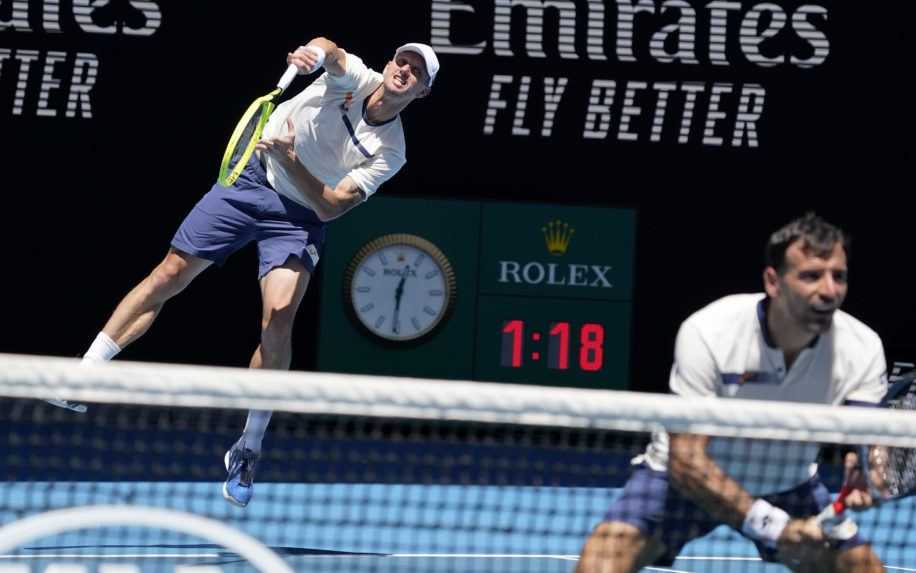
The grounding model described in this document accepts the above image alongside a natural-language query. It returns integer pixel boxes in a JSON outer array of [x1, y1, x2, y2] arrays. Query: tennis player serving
[[66, 37, 440, 508], [575, 213, 888, 572]]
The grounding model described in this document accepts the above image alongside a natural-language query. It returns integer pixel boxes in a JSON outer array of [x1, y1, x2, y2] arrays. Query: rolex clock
[[343, 234, 457, 342]]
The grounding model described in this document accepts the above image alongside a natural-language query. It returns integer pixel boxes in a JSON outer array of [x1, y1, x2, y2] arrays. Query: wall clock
[[343, 234, 457, 342]]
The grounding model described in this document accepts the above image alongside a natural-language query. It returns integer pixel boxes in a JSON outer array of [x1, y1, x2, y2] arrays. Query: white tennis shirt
[[638, 293, 887, 494], [262, 53, 407, 211]]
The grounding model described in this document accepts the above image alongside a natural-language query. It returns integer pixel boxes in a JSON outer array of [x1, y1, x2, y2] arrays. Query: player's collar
[[757, 298, 778, 348], [362, 91, 401, 127]]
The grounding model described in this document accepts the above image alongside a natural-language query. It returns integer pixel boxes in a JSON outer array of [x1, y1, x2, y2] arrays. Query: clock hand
[[392, 266, 409, 334]]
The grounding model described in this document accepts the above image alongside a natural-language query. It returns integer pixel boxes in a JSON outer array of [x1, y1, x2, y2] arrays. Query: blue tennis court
[[2, 482, 914, 572], [3, 361, 916, 572]]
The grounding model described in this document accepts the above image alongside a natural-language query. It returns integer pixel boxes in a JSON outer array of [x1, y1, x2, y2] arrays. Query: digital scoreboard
[[318, 198, 635, 390], [475, 297, 630, 387]]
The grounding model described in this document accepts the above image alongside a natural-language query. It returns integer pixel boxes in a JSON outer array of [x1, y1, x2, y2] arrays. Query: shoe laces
[[231, 448, 259, 488]]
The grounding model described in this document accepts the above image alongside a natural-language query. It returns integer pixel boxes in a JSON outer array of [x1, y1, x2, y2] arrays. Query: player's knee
[[833, 544, 884, 573], [577, 521, 646, 573], [594, 521, 645, 548], [260, 309, 295, 349], [149, 255, 193, 296]]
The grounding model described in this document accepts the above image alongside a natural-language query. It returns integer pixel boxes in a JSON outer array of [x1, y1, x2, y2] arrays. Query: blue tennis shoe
[[223, 439, 260, 507]]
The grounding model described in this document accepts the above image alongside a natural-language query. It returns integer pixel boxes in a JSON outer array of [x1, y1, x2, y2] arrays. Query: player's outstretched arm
[[668, 432, 825, 551], [668, 432, 755, 528]]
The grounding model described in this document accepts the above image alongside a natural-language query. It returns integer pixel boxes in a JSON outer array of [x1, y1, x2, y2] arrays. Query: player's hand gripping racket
[[218, 46, 325, 186], [816, 366, 916, 539]]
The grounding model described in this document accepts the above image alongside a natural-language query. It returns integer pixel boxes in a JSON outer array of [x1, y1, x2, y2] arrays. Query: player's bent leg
[[776, 535, 883, 573], [574, 521, 665, 573], [101, 248, 212, 348], [224, 258, 311, 507], [50, 250, 212, 414], [243, 258, 311, 449], [832, 544, 883, 573]]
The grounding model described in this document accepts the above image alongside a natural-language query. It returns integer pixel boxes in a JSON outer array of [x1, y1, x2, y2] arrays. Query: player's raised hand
[[287, 45, 326, 75]]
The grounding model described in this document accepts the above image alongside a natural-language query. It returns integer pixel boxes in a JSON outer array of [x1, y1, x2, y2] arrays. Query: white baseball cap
[[395, 42, 440, 87]]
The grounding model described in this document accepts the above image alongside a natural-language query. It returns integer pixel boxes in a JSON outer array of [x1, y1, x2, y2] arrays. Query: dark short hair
[[765, 212, 850, 273]]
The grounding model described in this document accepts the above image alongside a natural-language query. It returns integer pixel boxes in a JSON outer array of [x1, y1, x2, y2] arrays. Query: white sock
[[81, 332, 121, 364], [241, 410, 273, 453]]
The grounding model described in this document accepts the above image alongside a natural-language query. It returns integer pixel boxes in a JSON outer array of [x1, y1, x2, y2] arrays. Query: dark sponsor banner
[[432, 0, 832, 150], [0, 1, 909, 393], [1, 1, 161, 119]]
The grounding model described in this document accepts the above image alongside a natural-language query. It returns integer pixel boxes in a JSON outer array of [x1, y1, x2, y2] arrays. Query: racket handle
[[277, 64, 299, 91], [816, 484, 852, 525]]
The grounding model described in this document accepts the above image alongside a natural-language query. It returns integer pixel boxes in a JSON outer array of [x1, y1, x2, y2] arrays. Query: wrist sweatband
[[304, 46, 326, 73], [741, 499, 790, 547]]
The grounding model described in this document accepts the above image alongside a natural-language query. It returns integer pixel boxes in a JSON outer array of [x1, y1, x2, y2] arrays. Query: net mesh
[[880, 375, 916, 499], [1, 353, 915, 572]]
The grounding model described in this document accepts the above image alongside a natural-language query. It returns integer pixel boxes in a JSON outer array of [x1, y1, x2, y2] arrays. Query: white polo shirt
[[639, 293, 887, 494], [262, 53, 407, 211]]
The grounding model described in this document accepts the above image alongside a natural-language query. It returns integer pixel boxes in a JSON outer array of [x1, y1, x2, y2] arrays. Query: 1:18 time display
[[500, 319, 605, 371]]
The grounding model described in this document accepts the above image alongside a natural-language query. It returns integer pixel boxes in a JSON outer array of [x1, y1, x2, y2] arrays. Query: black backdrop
[[1, 1, 912, 392]]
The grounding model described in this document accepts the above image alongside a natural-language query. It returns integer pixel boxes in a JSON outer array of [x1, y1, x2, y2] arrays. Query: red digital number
[[579, 323, 605, 371], [501, 319, 524, 368], [548, 322, 570, 370]]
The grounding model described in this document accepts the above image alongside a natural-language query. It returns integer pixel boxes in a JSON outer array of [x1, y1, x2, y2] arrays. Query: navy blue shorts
[[603, 464, 867, 566], [171, 155, 326, 279]]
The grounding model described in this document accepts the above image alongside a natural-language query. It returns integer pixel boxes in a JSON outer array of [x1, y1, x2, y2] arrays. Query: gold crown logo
[[542, 220, 574, 256]]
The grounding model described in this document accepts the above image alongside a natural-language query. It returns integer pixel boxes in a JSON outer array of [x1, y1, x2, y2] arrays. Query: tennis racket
[[217, 63, 300, 187], [816, 365, 916, 539]]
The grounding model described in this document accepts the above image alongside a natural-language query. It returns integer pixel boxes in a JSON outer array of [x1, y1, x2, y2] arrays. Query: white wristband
[[304, 45, 326, 74], [741, 499, 790, 547]]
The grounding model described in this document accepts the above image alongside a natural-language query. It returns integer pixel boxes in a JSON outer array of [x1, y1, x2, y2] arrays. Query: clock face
[[344, 234, 456, 342]]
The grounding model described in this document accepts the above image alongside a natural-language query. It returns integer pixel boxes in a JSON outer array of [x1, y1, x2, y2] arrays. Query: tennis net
[[1, 353, 915, 572]]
